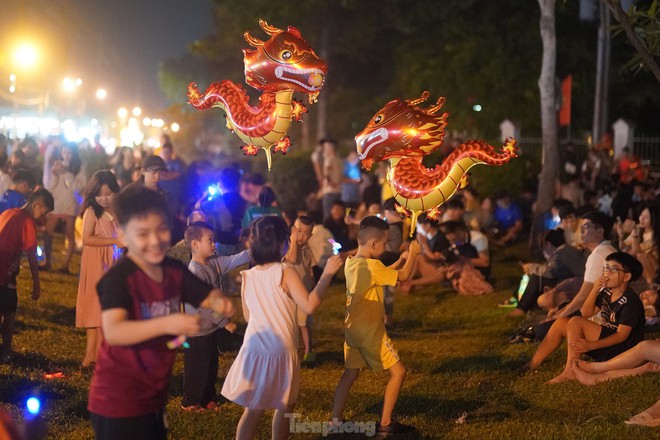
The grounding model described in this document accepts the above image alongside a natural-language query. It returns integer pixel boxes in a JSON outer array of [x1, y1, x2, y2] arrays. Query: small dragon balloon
[[355, 91, 517, 234], [188, 19, 327, 170]]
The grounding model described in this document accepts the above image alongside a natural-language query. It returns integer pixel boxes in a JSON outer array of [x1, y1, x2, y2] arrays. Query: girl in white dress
[[222, 216, 342, 440]]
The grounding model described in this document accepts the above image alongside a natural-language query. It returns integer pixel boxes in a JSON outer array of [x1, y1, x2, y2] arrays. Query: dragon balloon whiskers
[[188, 19, 327, 170], [355, 92, 517, 234]]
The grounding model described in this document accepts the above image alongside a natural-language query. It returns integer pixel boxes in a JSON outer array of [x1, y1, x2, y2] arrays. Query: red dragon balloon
[[355, 91, 517, 234], [187, 19, 327, 170]]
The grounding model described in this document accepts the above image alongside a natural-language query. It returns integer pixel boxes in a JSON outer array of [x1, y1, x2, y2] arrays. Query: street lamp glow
[[12, 43, 39, 70], [9, 74, 16, 82], [63, 77, 75, 92], [117, 107, 128, 118], [472, 104, 482, 112], [171, 122, 180, 132], [132, 107, 142, 117], [63, 77, 82, 93], [143, 117, 152, 126], [96, 88, 107, 100]]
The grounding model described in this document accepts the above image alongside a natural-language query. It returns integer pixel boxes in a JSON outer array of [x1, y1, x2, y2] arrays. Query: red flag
[[559, 75, 572, 127]]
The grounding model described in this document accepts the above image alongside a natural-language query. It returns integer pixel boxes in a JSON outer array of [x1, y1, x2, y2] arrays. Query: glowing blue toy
[[26, 397, 41, 415], [328, 239, 342, 255], [206, 184, 223, 201]]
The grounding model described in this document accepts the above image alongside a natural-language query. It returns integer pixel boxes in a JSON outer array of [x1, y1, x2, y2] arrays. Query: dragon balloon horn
[[187, 19, 327, 170], [355, 92, 517, 235]]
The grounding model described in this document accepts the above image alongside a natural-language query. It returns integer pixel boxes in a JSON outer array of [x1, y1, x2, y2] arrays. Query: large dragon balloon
[[187, 19, 327, 170], [355, 92, 517, 233]]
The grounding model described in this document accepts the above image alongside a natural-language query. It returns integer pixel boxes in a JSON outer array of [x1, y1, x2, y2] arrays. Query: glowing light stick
[[167, 335, 190, 350], [328, 239, 342, 255]]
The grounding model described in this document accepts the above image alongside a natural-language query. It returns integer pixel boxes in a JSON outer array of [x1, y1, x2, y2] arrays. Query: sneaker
[[498, 297, 518, 308], [376, 420, 414, 436], [508, 326, 536, 344], [204, 401, 221, 411]]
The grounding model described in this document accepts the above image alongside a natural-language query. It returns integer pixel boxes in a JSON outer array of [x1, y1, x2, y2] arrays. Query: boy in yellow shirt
[[331, 215, 421, 435]]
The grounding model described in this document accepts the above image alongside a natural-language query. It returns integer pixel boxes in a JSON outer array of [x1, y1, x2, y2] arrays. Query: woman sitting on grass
[[525, 252, 646, 384], [573, 339, 660, 427]]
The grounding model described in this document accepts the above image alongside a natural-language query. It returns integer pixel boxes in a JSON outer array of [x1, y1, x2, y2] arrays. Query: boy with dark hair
[[88, 186, 235, 439], [0, 188, 53, 361], [331, 216, 421, 434], [0, 170, 36, 213], [181, 221, 251, 411], [284, 215, 317, 363], [526, 251, 645, 384]]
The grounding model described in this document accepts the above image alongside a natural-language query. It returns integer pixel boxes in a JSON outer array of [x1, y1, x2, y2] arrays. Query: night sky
[[1, 0, 213, 111]]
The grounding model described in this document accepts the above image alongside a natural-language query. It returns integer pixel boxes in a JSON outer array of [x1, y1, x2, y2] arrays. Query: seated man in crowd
[[441, 198, 491, 278], [398, 213, 448, 293], [558, 204, 581, 248], [441, 220, 494, 296], [323, 200, 356, 251], [491, 191, 523, 247], [516, 211, 617, 342], [506, 229, 585, 317]]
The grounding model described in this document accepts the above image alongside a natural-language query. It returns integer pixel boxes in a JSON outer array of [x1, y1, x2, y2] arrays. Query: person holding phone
[[618, 205, 660, 284]]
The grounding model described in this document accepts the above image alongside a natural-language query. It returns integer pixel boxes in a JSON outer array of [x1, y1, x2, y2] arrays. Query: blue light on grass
[[26, 397, 41, 415]]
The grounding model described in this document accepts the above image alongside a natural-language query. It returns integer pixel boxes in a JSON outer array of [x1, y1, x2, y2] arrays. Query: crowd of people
[[1, 132, 659, 437]]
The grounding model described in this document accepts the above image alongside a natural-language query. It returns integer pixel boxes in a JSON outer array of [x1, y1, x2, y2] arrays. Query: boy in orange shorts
[[331, 216, 420, 435]]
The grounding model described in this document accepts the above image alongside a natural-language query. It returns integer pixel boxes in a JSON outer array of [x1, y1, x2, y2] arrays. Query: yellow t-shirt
[[344, 256, 398, 348]]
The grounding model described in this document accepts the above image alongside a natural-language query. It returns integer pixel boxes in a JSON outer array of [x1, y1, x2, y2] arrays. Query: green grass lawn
[[1, 240, 658, 439]]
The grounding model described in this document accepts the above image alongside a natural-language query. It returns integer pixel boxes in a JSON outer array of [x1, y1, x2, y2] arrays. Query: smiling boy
[[88, 186, 235, 439]]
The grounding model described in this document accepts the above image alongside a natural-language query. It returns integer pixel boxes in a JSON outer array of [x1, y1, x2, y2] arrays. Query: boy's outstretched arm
[[397, 240, 421, 282], [26, 248, 40, 301], [212, 249, 252, 274], [102, 309, 202, 346]]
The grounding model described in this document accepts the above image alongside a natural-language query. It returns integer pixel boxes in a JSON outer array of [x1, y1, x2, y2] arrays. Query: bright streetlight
[[117, 107, 128, 118], [96, 88, 107, 100], [132, 106, 142, 117], [12, 42, 39, 70], [170, 122, 180, 132], [62, 76, 82, 93]]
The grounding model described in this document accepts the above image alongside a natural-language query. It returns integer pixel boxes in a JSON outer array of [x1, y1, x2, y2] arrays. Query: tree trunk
[[315, 20, 330, 142], [536, 0, 560, 214]]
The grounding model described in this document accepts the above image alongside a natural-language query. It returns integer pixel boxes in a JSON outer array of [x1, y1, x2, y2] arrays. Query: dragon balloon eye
[[282, 50, 292, 61], [374, 115, 383, 124]]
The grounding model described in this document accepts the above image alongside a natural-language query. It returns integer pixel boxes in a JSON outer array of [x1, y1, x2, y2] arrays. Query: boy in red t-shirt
[[88, 186, 235, 440], [0, 188, 53, 362]]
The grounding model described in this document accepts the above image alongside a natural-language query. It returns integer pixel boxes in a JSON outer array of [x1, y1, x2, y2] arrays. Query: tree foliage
[[158, 0, 660, 158]]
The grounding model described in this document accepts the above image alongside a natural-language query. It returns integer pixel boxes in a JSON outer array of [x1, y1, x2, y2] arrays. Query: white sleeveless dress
[[221, 263, 300, 410]]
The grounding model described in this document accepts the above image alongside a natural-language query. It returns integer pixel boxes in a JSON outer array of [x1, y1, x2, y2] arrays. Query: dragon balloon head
[[355, 91, 449, 170], [243, 19, 327, 104]]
